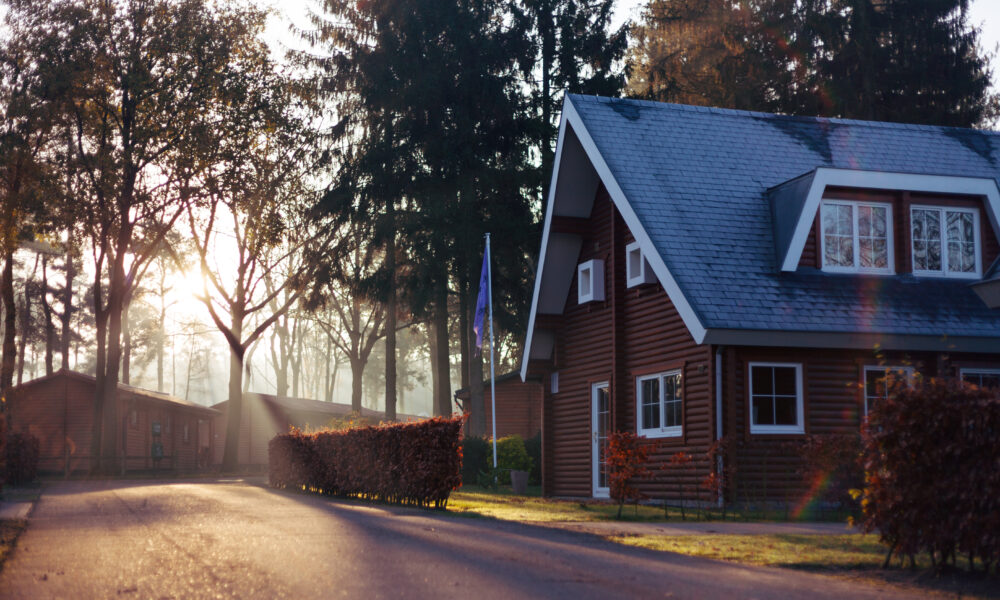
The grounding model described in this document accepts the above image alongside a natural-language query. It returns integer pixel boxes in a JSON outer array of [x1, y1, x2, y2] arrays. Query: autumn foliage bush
[[861, 379, 1000, 572], [606, 431, 654, 519], [269, 416, 464, 509], [3, 431, 40, 485]]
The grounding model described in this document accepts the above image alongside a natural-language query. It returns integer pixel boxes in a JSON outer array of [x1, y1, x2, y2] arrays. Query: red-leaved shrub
[[861, 379, 1000, 572], [607, 431, 655, 519], [269, 416, 465, 509], [4, 431, 40, 485]]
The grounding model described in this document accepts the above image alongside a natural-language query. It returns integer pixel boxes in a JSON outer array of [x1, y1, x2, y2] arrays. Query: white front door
[[592, 382, 610, 498]]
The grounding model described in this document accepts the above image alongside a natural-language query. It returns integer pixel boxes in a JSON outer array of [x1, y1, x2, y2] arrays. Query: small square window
[[863, 365, 914, 415], [577, 259, 605, 303], [748, 363, 804, 434], [626, 241, 656, 288]]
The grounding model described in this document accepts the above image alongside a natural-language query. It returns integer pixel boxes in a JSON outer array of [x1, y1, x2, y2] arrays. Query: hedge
[[861, 379, 1000, 572], [269, 415, 464, 508], [4, 431, 39, 485]]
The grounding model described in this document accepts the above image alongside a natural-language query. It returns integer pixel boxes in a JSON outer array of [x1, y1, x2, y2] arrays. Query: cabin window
[[625, 241, 655, 288], [577, 259, 605, 303], [960, 368, 1000, 389], [183, 423, 190, 444], [820, 200, 893, 274], [130, 410, 137, 427], [636, 371, 682, 438], [863, 365, 914, 416], [550, 372, 559, 394], [911, 206, 980, 278], [748, 363, 804, 434]]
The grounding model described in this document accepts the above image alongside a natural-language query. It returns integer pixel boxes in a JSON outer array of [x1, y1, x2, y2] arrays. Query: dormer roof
[[522, 95, 1000, 379]]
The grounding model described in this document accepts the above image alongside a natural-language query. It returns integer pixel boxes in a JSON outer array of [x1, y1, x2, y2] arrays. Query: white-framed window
[[910, 206, 981, 278], [863, 365, 915, 416], [820, 200, 894, 274], [577, 259, 605, 303], [960, 368, 1000, 389], [626, 241, 656, 288], [636, 370, 682, 438], [748, 362, 804, 434]]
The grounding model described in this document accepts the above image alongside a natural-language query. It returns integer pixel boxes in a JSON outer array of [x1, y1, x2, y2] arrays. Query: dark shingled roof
[[569, 94, 1000, 337]]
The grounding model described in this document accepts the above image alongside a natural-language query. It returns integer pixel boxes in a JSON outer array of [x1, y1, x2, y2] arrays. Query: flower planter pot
[[510, 469, 529, 495]]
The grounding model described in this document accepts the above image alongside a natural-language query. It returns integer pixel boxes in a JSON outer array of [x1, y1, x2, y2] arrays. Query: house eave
[[703, 328, 1000, 353]]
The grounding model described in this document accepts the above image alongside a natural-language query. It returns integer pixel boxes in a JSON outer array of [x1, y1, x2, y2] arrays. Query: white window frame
[[577, 259, 605, 303], [635, 370, 683, 439], [625, 241, 656, 288], [959, 368, 1000, 389], [819, 199, 895, 274], [910, 205, 981, 279], [748, 362, 805, 435], [862, 365, 915, 416]]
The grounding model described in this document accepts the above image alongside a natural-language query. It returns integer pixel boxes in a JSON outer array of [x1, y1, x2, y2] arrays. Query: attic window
[[911, 206, 980, 278], [577, 259, 605, 303], [626, 241, 656, 288], [820, 200, 894, 274]]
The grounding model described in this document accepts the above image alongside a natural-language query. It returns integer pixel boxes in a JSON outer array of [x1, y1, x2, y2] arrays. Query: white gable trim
[[520, 105, 570, 382], [563, 98, 707, 344], [781, 168, 1000, 272], [521, 98, 707, 381]]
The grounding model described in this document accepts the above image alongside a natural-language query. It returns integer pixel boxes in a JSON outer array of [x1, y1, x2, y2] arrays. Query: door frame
[[591, 381, 610, 498]]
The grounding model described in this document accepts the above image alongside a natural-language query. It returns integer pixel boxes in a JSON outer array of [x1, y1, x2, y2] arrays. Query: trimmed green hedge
[[269, 416, 464, 508]]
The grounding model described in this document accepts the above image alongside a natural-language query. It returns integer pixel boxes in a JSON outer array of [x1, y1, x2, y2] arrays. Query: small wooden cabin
[[5, 370, 218, 474], [211, 393, 423, 467], [455, 372, 543, 440]]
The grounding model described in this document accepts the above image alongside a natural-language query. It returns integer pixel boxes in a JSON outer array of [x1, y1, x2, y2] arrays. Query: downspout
[[714, 346, 724, 508]]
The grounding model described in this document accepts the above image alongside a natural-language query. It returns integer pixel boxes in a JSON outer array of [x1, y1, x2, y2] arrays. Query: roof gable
[[522, 95, 1000, 371]]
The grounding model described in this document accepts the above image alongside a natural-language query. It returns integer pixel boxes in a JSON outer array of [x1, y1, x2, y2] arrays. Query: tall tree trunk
[[221, 312, 245, 473], [90, 264, 108, 473], [433, 281, 451, 417], [384, 199, 397, 421], [42, 256, 54, 376], [100, 229, 130, 473], [60, 243, 75, 371], [350, 355, 363, 413], [157, 295, 166, 391], [1, 250, 16, 395], [122, 296, 131, 385], [428, 322, 440, 415], [291, 319, 301, 397], [469, 296, 485, 436]]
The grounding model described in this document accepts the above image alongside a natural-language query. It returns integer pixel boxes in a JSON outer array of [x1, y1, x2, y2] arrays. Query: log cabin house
[[454, 372, 543, 440], [520, 94, 1000, 502], [5, 369, 218, 474]]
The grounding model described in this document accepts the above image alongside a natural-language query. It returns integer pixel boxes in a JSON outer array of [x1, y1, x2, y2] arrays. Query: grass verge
[[611, 533, 999, 599], [0, 519, 27, 573], [450, 486, 707, 522]]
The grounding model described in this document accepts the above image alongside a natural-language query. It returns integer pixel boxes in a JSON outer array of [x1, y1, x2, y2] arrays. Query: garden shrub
[[860, 379, 1000, 572], [607, 431, 655, 519], [489, 435, 533, 485], [3, 431, 39, 485], [794, 433, 863, 513], [460, 435, 490, 485], [269, 415, 464, 508], [524, 433, 542, 484]]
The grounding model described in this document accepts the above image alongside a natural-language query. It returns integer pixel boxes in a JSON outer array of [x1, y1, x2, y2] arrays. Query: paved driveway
[[1, 479, 916, 599]]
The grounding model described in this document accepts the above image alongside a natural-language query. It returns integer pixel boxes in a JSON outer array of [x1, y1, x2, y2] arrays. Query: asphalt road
[[0, 479, 917, 599]]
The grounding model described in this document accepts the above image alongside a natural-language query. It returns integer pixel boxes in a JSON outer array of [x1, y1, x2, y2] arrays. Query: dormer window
[[577, 259, 605, 303], [911, 206, 980, 278], [626, 241, 656, 288], [820, 200, 893, 274]]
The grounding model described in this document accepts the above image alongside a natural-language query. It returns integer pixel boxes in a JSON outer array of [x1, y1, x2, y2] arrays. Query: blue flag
[[473, 250, 489, 353]]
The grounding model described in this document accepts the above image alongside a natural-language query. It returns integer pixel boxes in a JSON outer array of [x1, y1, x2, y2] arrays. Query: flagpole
[[487, 233, 498, 471]]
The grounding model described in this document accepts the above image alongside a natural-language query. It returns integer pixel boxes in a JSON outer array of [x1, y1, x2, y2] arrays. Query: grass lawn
[[611, 533, 999, 599], [0, 519, 27, 573], [449, 485, 685, 522]]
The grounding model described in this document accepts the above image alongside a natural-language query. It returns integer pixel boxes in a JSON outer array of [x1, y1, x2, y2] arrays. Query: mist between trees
[[0, 0, 994, 472]]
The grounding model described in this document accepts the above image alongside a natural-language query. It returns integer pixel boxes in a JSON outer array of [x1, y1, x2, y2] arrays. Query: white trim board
[[781, 169, 1000, 271]]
